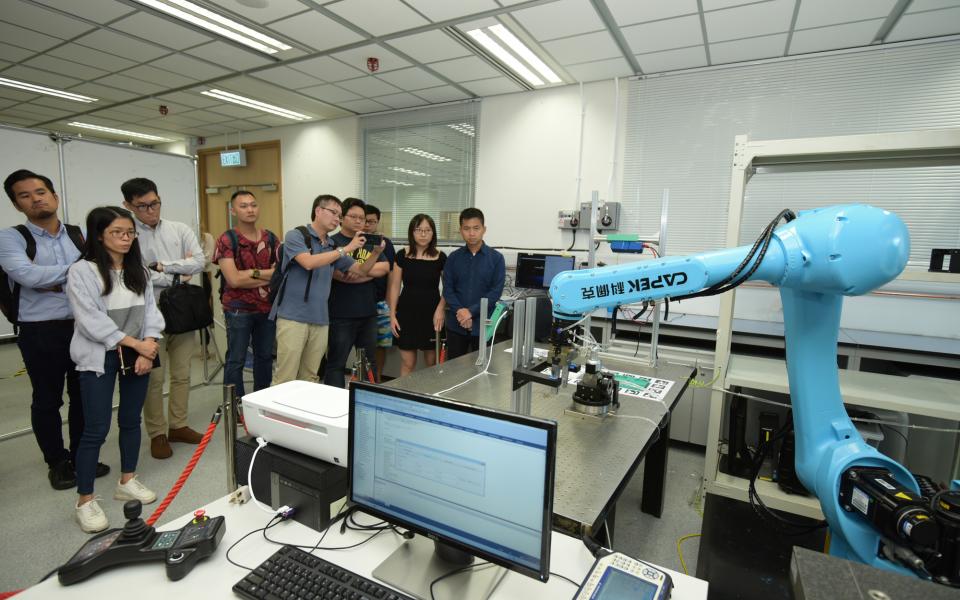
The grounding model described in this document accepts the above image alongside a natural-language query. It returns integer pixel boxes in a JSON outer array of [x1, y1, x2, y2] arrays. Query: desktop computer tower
[[234, 435, 348, 532]]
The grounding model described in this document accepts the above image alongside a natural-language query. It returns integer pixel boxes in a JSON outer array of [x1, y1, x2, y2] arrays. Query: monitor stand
[[372, 537, 507, 600]]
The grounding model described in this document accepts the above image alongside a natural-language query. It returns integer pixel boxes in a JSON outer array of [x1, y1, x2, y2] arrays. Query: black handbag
[[118, 345, 160, 375], [158, 275, 213, 334]]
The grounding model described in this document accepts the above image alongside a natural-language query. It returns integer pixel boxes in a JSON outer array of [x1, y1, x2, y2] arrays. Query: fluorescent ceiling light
[[467, 29, 543, 87], [390, 167, 429, 177], [201, 89, 309, 120], [447, 123, 475, 137], [399, 147, 451, 162], [68, 122, 171, 142], [0, 77, 97, 103], [132, 0, 290, 55], [382, 179, 414, 187], [489, 24, 561, 84]]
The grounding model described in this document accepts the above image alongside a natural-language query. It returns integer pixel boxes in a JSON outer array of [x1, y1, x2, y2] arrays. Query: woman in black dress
[[387, 214, 446, 376]]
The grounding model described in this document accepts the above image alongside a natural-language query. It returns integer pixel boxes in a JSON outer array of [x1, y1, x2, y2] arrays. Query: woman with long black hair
[[66, 206, 164, 533]]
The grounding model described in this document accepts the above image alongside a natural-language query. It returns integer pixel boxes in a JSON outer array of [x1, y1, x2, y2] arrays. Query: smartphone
[[362, 233, 383, 247]]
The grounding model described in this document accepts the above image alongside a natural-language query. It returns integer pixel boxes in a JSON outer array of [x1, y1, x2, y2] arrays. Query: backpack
[[215, 229, 278, 303], [268, 225, 316, 307], [0, 224, 85, 331]]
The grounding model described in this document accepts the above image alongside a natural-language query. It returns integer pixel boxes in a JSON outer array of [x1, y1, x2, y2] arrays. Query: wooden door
[[199, 141, 283, 240]]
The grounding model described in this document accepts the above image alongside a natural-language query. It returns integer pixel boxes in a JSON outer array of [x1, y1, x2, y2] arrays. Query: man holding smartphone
[[324, 198, 389, 387]]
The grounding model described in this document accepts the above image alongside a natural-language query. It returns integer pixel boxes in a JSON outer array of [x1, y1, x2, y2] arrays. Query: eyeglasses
[[320, 206, 342, 219], [131, 201, 161, 213], [106, 229, 138, 240], [344, 213, 365, 221], [413, 228, 433, 235]]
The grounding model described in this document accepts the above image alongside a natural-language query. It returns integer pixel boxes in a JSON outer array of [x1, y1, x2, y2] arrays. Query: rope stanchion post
[[223, 384, 237, 494]]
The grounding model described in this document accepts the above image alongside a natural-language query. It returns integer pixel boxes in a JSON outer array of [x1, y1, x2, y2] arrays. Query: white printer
[[241, 380, 349, 466]]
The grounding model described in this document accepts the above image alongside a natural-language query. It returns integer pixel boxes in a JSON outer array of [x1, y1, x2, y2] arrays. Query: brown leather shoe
[[168, 426, 203, 444], [151, 435, 173, 459]]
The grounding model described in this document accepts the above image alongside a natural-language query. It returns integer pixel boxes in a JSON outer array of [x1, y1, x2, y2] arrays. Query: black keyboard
[[233, 545, 415, 600]]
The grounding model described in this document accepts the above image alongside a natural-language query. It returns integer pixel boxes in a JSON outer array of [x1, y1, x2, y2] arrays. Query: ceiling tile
[[0, 42, 36, 62], [0, 114, 35, 126], [461, 76, 522, 96], [795, 0, 896, 29], [69, 82, 139, 102], [511, 0, 605, 41], [886, 6, 960, 41], [789, 20, 885, 55], [290, 56, 365, 81], [86, 109, 141, 123], [206, 0, 308, 23], [95, 73, 167, 94], [907, 0, 960, 12], [251, 66, 324, 89], [705, 0, 794, 43], [35, 0, 135, 23], [0, 87, 40, 102], [0, 21, 62, 52], [0, 60, 11, 71], [48, 43, 138, 72], [386, 30, 472, 64], [428, 56, 500, 82], [337, 76, 402, 97], [336, 98, 391, 113], [23, 55, 109, 80], [111, 12, 212, 50], [157, 90, 221, 108], [298, 84, 362, 103], [75, 29, 170, 62], [565, 57, 633, 81], [185, 42, 273, 71], [635, 45, 708, 73], [543, 31, 622, 65], [372, 92, 428, 109], [605, 0, 698, 26], [376, 67, 445, 90], [701, 0, 757, 9], [150, 54, 231, 81], [331, 45, 412, 75], [1, 0, 96, 39], [15, 102, 73, 118], [2, 65, 82, 88], [202, 104, 263, 119], [710, 33, 787, 64], [248, 114, 305, 126], [32, 94, 95, 110], [267, 10, 364, 51], [215, 119, 265, 131], [0, 98, 18, 110], [103, 104, 160, 119], [325, 0, 430, 36], [621, 15, 703, 54], [126, 64, 200, 87], [403, 0, 499, 22]]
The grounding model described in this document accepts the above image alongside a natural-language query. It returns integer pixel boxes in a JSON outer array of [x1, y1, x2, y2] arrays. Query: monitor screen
[[349, 382, 556, 581], [220, 149, 246, 167], [516, 253, 575, 289]]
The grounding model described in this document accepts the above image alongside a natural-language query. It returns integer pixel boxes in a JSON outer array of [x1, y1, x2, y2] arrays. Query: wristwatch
[[336, 247, 345, 257], [252, 269, 261, 280]]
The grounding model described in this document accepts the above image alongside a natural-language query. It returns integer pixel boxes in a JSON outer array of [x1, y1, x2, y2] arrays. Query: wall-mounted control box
[[558, 202, 620, 231]]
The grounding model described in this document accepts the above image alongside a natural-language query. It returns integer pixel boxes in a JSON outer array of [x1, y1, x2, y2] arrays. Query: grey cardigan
[[66, 260, 165, 375]]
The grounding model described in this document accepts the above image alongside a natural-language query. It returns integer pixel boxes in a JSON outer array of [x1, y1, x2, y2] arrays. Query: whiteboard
[[0, 125, 198, 337], [61, 139, 197, 231]]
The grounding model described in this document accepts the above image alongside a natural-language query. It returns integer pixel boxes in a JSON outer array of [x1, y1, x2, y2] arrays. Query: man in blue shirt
[[271, 195, 384, 384], [0, 170, 109, 489], [442, 208, 505, 360]]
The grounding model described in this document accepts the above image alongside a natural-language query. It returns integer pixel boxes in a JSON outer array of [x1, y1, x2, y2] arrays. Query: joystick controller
[[58, 500, 225, 585]]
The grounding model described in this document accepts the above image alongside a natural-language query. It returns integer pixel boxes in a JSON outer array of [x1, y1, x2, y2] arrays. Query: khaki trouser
[[143, 332, 194, 439], [274, 318, 328, 384]]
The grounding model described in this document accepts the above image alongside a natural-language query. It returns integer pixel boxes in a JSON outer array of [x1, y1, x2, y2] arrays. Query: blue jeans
[[76, 351, 150, 495], [324, 316, 378, 388], [225, 310, 276, 397]]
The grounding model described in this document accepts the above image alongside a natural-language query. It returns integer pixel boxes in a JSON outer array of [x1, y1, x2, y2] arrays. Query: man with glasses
[[363, 204, 395, 382], [121, 177, 205, 460], [0, 169, 108, 490], [324, 198, 390, 388], [271, 195, 384, 384]]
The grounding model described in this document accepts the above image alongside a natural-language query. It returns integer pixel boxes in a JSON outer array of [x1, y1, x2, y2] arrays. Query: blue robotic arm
[[550, 204, 959, 583]]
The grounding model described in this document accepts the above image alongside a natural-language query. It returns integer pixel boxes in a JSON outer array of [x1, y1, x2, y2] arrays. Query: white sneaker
[[114, 475, 157, 504], [75, 497, 108, 533]]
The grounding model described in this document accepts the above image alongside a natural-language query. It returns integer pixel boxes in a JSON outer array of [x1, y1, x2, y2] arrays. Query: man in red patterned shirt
[[214, 191, 278, 397]]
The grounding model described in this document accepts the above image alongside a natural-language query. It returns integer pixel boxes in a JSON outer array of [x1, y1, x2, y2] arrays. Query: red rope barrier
[[146, 407, 222, 527]]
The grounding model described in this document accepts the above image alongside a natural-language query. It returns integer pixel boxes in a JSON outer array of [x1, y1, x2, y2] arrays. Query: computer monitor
[[515, 253, 575, 289], [349, 382, 557, 599]]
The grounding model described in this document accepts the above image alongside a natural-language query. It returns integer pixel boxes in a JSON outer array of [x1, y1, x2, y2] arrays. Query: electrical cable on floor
[[676, 533, 701, 575]]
